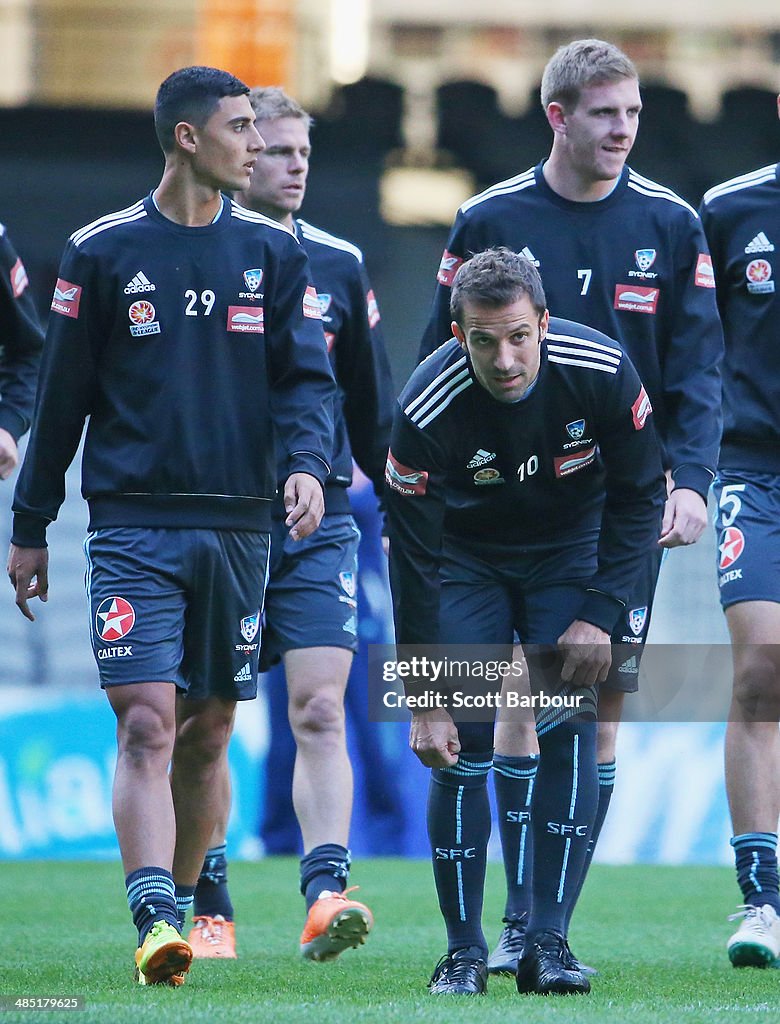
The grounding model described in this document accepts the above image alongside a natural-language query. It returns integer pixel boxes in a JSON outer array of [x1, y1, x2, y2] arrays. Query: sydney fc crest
[[628, 607, 648, 637], [240, 612, 260, 642], [243, 268, 264, 292], [566, 420, 586, 440], [634, 249, 657, 273]]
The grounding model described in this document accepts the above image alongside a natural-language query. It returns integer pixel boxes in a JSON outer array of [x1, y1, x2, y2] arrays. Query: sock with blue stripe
[[175, 884, 196, 931], [526, 719, 598, 939], [564, 758, 616, 931], [428, 751, 493, 956], [731, 832, 780, 914], [493, 753, 539, 922], [300, 844, 351, 911], [194, 843, 235, 921], [126, 866, 179, 944]]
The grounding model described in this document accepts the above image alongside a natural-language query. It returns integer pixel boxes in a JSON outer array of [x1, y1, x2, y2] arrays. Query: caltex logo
[[719, 527, 745, 570], [96, 597, 136, 642]]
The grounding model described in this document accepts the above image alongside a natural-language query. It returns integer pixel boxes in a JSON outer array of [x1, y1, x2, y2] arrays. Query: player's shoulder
[[701, 163, 779, 211], [458, 166, 538, 218], [625, 168, 699, 220], [229, 200, 298, 241], [69, 199, 150, 250], [399, 340, 472, 430], [297, 219, 364, 265], [545, 316, 624, 377]]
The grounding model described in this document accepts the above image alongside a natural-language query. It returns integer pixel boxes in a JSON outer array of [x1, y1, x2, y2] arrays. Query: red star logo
[[96, 596, 136, 641], [718, 527, 745, 570]]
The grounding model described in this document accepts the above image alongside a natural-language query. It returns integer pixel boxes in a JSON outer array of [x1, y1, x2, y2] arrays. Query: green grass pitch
[[2, 859, 779, 1023]]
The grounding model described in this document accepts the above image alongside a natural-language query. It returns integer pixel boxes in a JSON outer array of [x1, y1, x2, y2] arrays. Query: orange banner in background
[[196, 0, 294, 88]]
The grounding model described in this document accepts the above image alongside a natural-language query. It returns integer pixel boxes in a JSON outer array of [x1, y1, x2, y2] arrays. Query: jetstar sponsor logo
[[366, 289, 381, 328], [553, 446, 597, 478], [385, 451, 428, 495], [718, 526, 745, 570], [51, 278, 82, 318], [695, 253, 716, 288], [614, 284, 659, 314], [10, 257, 28, 298], [632, 385, 652, 430], [303, 285, 322, 319], [227, 305, 264, 333], [437, 250, 463, 286]]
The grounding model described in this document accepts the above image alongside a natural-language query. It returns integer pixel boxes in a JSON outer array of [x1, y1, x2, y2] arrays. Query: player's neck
[[153, 168, 224, 227], [542, 152, 620, 203]]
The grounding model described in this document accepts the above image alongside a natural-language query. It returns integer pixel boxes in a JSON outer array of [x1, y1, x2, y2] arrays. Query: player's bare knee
[[116, 703, 174, 768], [732, 654, 780, 721], [290, 690, 346, 746]]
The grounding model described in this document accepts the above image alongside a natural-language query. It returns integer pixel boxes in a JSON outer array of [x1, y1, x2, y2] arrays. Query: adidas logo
[[467, 448, 496, 469], [519, 246, 540, 267], [124, 271, 156, 294], [618, 656, 638, 675], [233, 662, 252, 682], [745, 232, 775, 254]]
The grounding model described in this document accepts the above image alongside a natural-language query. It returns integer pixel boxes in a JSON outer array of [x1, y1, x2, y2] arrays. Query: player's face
[[557, 77, 641, 183], [191, 94, 264, 192], [453, 294, 549, 403], [239, 117, 311, 225]]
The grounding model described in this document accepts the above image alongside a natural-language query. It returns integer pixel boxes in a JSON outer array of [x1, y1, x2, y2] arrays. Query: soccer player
[[419, 38, 723, 971], [187, 87, 393, 961], [6, 66, 336, 986], [0, 224, 43, 481], [700, 94, 780, 968], [387, 247, 666, 995]]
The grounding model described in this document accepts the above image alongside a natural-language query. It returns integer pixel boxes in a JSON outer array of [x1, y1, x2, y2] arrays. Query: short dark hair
[[154, 66, 250, 153], [450, 247, 547, 326]]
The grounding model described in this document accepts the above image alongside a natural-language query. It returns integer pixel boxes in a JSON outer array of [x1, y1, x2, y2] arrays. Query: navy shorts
[[439, 531, 662, 695], [84, 527, 270, 700], [604, 547, 664, 693], [439, 535, 599, 748], [259, 513, 361, 670], [713, 469, 780, 608]]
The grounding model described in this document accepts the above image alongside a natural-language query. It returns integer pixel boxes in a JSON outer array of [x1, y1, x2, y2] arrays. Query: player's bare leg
[[286, 646, 373, 959], [171, 695, 237, 886], [188, 748, 236, 957], [107, 682, 178, 873], [286, 646, 353, 848], [724, 601, 780, 966], [107, 682, 192, 984]]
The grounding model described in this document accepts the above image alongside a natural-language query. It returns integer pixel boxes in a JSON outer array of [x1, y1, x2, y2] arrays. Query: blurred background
[[0, 0, 776, 866]]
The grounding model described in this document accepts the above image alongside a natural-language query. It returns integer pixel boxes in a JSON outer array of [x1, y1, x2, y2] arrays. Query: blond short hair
[[540, 39, 637, 111]]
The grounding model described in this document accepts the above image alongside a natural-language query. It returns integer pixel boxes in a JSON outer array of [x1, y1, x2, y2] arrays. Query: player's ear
[[174, 120, 198, 154], [452, 321, 467, 350], [546, 102, 567, 134], [538, 309, 550, 342]]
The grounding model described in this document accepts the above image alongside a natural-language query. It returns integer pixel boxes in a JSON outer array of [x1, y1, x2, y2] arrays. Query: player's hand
[[659, 486, 707, 548], [557, 620, 612, 687], [283, 473, 325, 540], [6, 543, 49, 621], [0, 428, 19, 480], [409, 710, 460, 768]]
